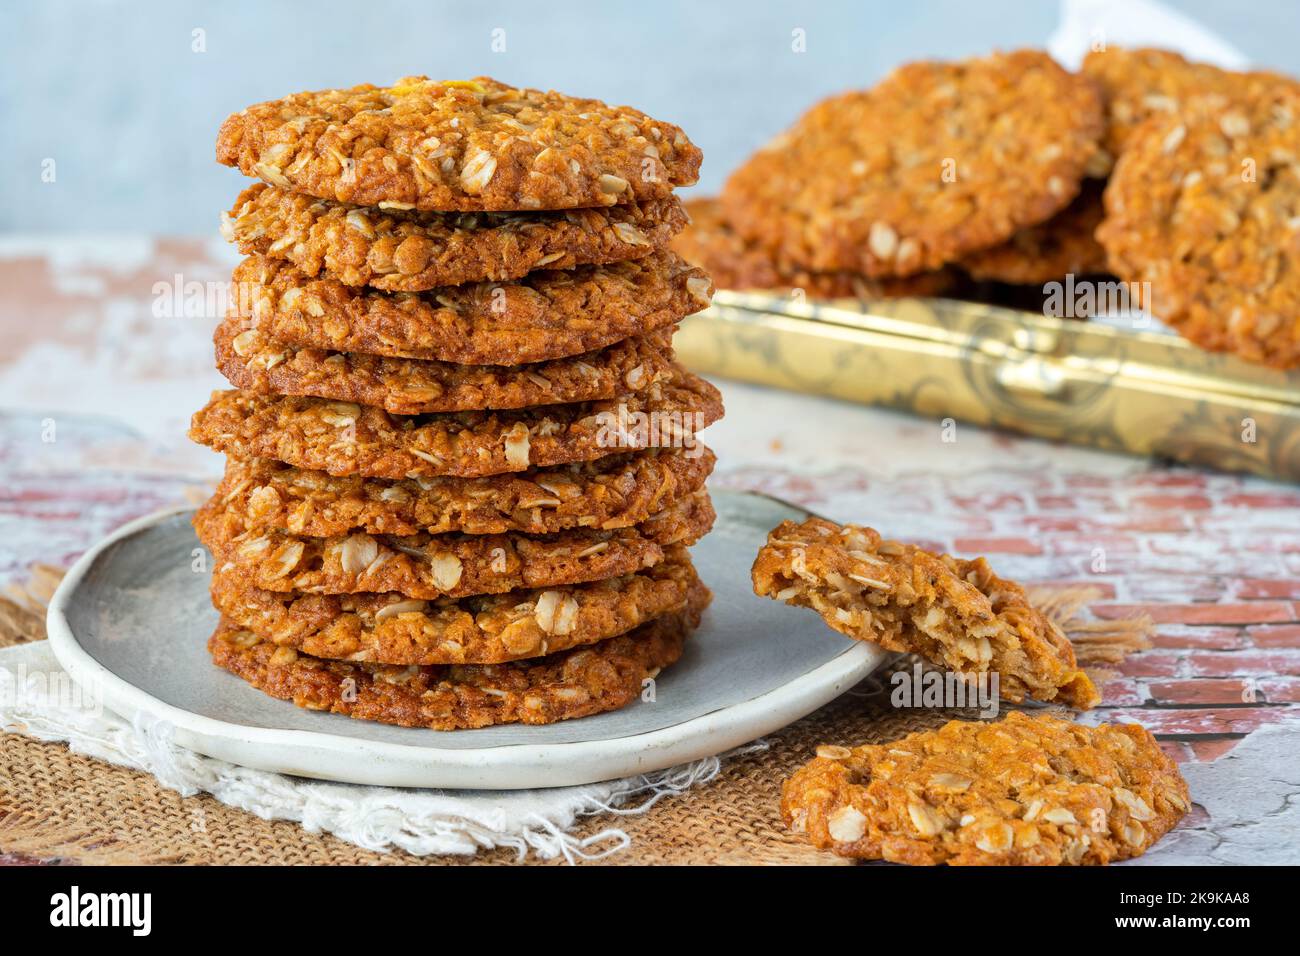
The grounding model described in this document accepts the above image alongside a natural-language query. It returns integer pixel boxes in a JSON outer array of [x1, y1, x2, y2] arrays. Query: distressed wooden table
[[2, 237, 1297, 864]]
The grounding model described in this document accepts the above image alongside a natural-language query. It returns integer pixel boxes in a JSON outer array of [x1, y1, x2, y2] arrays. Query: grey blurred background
[[3, 0, 1298, 235]]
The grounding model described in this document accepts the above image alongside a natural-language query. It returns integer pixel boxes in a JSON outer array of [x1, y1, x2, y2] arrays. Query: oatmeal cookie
[[231, 251, 711, 365], [958, 180, 1108, 285], [195, 488, 714, 599], [217, 76, 700, 212], [781, 711, 1190, 865], [1097, 86, 1300, 367], [720, 50, 1104, 277], [672, 198, 955, 298], [209, 547, 704, 665], [223, 182, 689, 291], [752, 518, 1098, 708], [209, 589, 704, 730], [214, 449, 716, 537], [214, 316, 676, 415], [189, 368, 723, 479], [1081, 47, 1286, 163]]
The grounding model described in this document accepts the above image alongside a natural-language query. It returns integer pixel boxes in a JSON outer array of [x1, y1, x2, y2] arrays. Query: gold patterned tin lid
[[676, 291, 1300, 483]]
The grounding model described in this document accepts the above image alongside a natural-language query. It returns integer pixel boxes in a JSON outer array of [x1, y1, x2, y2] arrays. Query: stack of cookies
[[677, 46, 1300, 368], [189, 76, 722, 729]]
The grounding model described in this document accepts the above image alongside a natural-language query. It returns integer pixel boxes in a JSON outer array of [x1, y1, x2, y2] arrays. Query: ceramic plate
[[46, 489, 884, 789]]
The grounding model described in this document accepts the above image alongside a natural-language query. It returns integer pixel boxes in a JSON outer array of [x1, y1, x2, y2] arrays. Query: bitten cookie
[[752, 517, 1098, 708]]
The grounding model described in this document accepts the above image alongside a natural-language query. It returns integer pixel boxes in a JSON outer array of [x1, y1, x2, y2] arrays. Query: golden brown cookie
[[230, 251, 711, 365], [189, 367, 723, 480], [209, 546, 704, 665], [223, 182, 689, 291], [216, 76, 701, 212], [195, 488, 714, 599], [1097, 85, 1300, 367], [208, 592, 705, 730], [958, 179, 1109, 285], [721, 50, 1104, 276], [672, 198, 955, 298], [1081, 46, 1287, 163], [213, 449, 716, 538], [214, 315, 676, 415], [781, 711, 1190, 865], [752, 518, 1098, 708]]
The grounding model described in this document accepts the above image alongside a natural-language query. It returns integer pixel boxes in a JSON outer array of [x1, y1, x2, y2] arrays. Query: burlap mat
[[0, 567, 1147, 866]]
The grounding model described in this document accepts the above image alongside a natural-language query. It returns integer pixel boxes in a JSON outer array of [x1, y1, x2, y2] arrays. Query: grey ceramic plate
[[46, 489, 885, 789]]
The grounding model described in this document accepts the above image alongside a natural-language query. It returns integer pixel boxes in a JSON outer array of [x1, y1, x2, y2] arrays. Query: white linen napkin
[[0, 640, 762, 860]]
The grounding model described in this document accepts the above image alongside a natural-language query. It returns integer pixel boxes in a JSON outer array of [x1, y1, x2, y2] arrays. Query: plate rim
[[45, 495, 885, 789]]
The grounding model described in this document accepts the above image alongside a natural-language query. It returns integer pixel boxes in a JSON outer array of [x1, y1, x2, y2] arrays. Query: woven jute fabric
[[0, 569, 1145, 866]]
